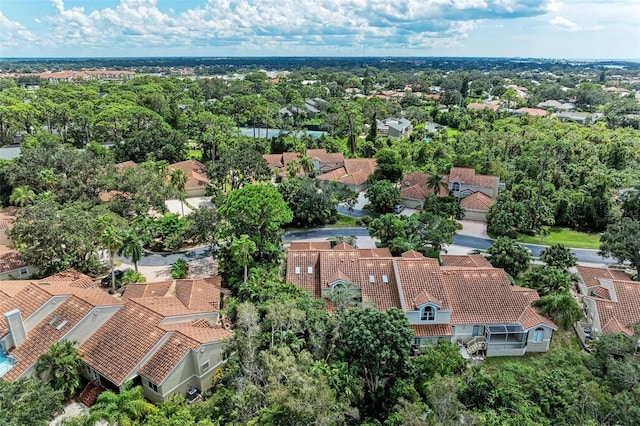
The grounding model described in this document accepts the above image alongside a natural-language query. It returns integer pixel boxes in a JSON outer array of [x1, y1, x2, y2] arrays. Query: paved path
[[132, 227, 619, 267]]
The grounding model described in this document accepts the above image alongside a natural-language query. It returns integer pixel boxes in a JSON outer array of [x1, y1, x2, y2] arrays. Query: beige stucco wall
[[524, 326, 554, 353], [0, 265, 36, 280], [405, 308, 452, 325], [451, 324, 485, 345]]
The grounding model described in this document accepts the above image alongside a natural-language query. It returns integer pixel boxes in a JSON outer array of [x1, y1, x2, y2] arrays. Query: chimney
[[5, 309, 27, 348]]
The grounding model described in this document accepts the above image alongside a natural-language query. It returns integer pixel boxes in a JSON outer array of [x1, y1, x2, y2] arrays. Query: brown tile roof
[[0, 281, 30, 299], [4, 296, 93, 381], [0, 246, 27, 273], [263, 154, 284, 170], [411, 324, 454, 337], [319, 250, 360, 288], [400, 173, 447, 201], [588, 280, 640, 336], [440, 254, 492, 268], [359, 248, 393, 258], [333, 242, 356, 251], [467, 103, 499, 111], [601, 317, 633, 336], [460, 192, 495, 211], [395, 258, 449, 310], [161, 321, 233, 345], [515, 107, 548, 117], [289, 241, 332, 250], [316, 159, 377, 187], [326, 269, 355, 285], [122, 281, 174, 300], [306, 149, 344, 164], [286, 250, 322, 296], [0, 285, 52, 337], [441, 267, 553, 328], [590, 286, 611, 300], [137, 333, 199, 384], [401, 250, 424, 258], [576, 266, 630, 290], [354, 259, 401, 310], [37, 269, 95, 287], [169, 160, 210, 191], [175, 278, 221, 312], [133, 296, 198, 317], [81, 300, 166, 386], [519, 306, 557, 329], [447, 168, 499, 189]]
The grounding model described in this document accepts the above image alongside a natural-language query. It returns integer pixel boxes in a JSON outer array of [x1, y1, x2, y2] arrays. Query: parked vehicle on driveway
[[393, 204, 405, 214]]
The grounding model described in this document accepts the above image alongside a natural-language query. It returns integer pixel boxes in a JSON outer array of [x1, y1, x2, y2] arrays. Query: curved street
[[131, 226, 619, 267]]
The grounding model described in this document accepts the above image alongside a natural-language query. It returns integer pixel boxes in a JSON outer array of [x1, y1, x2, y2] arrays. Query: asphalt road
[[132, 227, 619, 266]]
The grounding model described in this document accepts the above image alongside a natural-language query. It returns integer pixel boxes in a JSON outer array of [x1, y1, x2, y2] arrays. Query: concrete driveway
[[165, 196, 213, 217]]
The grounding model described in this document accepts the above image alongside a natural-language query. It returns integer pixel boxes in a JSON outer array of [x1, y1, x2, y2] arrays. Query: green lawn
[[329, 214, 359, 228], [446, 128, 459, 137], [517, 227, 601, 250], [187, 149, 202, 160]]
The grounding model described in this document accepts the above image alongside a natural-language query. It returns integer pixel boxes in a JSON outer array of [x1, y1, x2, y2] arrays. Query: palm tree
[[118, 231, 143, 272], [533, 293, 583, 330], [101, 226, 125, 293], [286, 159, 301, 180], [9, 186, 36, 207], [38, 168, 58, 191], [89, 382, 157, 425], [35, 340, 83, 398], [230, 234, 257, 283], [300, 155, 315, 177], [426, 173, 444, 196], [170, 168, 188, 217]]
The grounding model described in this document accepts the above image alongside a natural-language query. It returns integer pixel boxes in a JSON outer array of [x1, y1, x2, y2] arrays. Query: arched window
[[420, 305, 436, 322], [452, 181, 460, 192], [532, 327, 545, 342]]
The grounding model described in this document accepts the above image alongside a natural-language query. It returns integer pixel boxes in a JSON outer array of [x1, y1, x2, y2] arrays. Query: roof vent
[[55, 320, 68, 331]]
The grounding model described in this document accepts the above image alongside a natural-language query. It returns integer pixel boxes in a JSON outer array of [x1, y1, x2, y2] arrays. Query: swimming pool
[[0, 352, 16, 377]]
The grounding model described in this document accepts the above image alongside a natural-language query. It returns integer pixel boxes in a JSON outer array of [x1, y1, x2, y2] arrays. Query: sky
[[0, 0, 639, 59]]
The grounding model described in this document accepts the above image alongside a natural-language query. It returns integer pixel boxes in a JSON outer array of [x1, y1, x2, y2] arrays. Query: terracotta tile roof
[[333, 242, 356, 251], [133, 296, 197, 317], [400, 173, 447, 201], [0, 246, 27, 273], [440, 254, 492, 268], [306, 149, 344, 164], [37, 269, 95, 287], [168, 160, 210, 191], [440, 267, 550, 328], [447, 168, 499, 189], [316, 159, 377, 187], [35, 283, 121, 308], [519, 306, 557, 330], [137, 333, 199, 384], [122, 281, 174, 300], [359, 248, 393, 258], [175, 278, 221, 312], [515, 107, 548, 117], [395, 258, 449, 310], [590, 286, 611, 300], [4, 296, 93, 381], [81, 300, 166, 386], [587, 280, 640, 336], [0, 281, 30, 299], [601, 317, 633, 336], [319, 250, 361, 288], [411, 324, 454, 337], [289, 241, 332, 250], [286, 250, 321, 297], [263, 154, 284, 170], [161, 321, 233, 345], [354, 259, 401, 310], [460, 192, 495, 211], [414, 289, 443, 307], [0, 285, 52, 337], [326, 269, 355, 285], [467, 103, 499, 111], [401, 250, 424, 258], [576, 266, 630, 290]]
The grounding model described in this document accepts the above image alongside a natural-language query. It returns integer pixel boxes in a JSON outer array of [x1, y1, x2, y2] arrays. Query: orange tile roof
[[4, 296, 93, 381], [289, 241, 332, 250], [576, 266, 630, 290], [400, 173, 447, 201], [81, 300, 167, 386], [286, 250, 322, 296], [0, 246, 27, 273], [359, 248, 393, 258], [122, 281, 174, 300], [0, 281, 30, 299], [515, 107, 548, 117], [447, 168, 499, 189], [395, 258, 448, 310], [411, 324, 454, 337], [319, 250, 360, 288], [316, 159, 377, 187], [440, 254, 492, 268], [161, 321, 233, 345], [137, 333, 200, 384], [0, 285, 52, 337], [467, 103, 499, 111], [333, 242, 356, 250], [587, 280, 640, 336], [175, 278, 221, 312], [401, 250, 424, 258], [354, 259, 401, 310], [263, 154, 284, 170], [460, 192, 495, 211], [168, 160, 210, 190]]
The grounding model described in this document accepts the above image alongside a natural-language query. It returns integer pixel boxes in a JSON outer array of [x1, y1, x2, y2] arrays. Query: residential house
[[399, 173, 448, 209], [575, 266, 639, 344], [316, 158, 377, 192], [447, 167, 502, 199], [263, 149, 344, 178], [467, 102, 500, 112], [168, 160, 211, 197], [0, 209, 34, 279], [537, 100, 575, 111], [555, 111, 603, 125], [376, 118, 413, 140], [286, 244, 556, 357], [0, 273, 232, 403], [459, 192, 495, 222], [512, 107, 549, 117]]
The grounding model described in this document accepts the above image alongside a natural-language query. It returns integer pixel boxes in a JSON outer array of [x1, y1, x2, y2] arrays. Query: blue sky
[[1, 0, 639, 59]]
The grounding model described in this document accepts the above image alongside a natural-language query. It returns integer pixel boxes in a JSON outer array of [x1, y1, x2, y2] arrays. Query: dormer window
[[420, 305, 436, 322], [451, 181, 460, 191]]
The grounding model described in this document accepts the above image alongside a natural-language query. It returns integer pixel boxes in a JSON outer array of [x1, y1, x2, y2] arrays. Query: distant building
[[376, 118, 413, 139]]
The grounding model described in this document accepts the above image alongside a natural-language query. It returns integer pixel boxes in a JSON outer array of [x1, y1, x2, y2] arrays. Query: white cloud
[[0, 12, 38, 50], [550, 16, 579, 31]]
